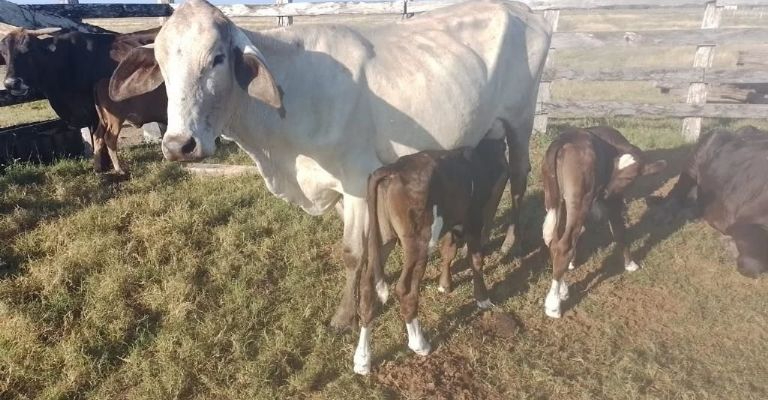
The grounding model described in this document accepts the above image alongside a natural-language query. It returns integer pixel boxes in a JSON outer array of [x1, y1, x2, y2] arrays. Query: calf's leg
[[546, 205, 586, 318], [437, 231, 459, 293], [467, 234, 492, 309], [605, 198, 639, 272], [354, 238, 378, 375], [396, 236, 431, 356]]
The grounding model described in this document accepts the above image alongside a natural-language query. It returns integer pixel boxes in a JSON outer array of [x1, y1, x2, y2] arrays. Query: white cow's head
[[109, 0, 283, 161]]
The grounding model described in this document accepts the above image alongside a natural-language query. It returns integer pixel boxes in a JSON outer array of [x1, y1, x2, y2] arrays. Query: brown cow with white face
[[355, 139, 507, 375], [541, 126, 666, 318]]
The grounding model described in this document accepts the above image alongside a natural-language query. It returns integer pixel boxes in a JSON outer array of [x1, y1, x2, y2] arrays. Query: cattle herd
[[0, 0, 766, 376]]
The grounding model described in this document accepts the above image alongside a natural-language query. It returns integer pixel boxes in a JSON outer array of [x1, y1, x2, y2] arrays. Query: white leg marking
[[353, 326, 372, 375], [437, 285, 447, 294], [625, 260, 640, 272], [618, 153, 637, 170], [568, 261, 576, 270], [542, 208, 557, 246], [405, 319, 431, 356], [375, 279, 389, 304], [428, 205, 444, 251], [558, 279, 569, 301], [476, 298, 494, 310], [545, 279, 563, 318]]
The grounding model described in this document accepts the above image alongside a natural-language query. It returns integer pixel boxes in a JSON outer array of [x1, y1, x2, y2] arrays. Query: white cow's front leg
[[406, 318, 431, 356], [353, 326, 372, 375], [331, 195, 367, 332]]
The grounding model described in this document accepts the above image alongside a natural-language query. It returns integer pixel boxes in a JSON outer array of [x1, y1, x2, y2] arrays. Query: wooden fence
[[1, 0, 767, 142]]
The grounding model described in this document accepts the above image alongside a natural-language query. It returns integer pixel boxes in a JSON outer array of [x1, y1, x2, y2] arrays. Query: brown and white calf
[[354, 139, 507, 375], [541, 126, 666, 318]]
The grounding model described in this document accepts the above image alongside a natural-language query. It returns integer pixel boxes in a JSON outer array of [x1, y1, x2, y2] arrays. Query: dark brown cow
[[0, 27, 166, 174], [655, 126, 768, 278], [353, 139, 507, 375], [541, 126, 666, 318]]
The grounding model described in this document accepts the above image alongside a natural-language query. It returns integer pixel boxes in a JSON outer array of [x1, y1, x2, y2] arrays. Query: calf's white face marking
[[618, 153, 637, 170], [543, 208, 557, 246]]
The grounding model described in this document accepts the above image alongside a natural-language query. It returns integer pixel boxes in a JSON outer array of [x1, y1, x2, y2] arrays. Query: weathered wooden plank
[[0, 0, 107, 33], [184, 163, 260, 177], [718, 0, 768, 6], [0, 89, 45, 107], [682, 1, 722, 142], [24, 4, 173, 20], [534, 9, 559, 134], [412, 0, 716, 13], [737, 49, 768, 68], [552, 28, 768, 49], [0, 119, 84, 166], [541, 101, 768, 119], [214, 2, 405, 17], [544, 67, 768, 84]]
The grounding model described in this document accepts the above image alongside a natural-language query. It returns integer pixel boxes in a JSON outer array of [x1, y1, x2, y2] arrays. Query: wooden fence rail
[[2, 0, 767, 141]]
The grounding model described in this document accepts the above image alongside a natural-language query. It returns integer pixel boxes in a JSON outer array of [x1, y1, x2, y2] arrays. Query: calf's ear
[[109, 45, 163, 102], [234, 43, 283, 111], [642, 160, 667, 176]]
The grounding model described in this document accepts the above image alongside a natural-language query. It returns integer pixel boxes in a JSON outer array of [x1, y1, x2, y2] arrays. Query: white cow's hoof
[[625, 260, 640, 272], [568, 261, 576, 270], [375, 280, 389, 304], [476, 298, 494, 310]]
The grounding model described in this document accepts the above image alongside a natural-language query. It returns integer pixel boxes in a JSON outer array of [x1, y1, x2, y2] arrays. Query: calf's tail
[[542, 144, 566, 247], [366, 169, 390, 304]]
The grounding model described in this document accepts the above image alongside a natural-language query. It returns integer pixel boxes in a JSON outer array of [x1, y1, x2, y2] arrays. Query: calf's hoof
[[476, 298, 494, 310], [568, 261, 576, 271], [330, 312, 357, 334], [624, 260, 640, 272], [406, 319, 431, 356], [353, 350, 371, 375], [545, 307, 562, 319]]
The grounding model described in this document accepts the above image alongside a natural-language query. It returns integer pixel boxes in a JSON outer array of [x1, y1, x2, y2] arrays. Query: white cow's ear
[[234, 44, 283, 111], [109, 44, 164, 102]]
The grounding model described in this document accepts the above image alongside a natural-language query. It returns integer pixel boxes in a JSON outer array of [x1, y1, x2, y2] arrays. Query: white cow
[[109, 0, 551, 374]]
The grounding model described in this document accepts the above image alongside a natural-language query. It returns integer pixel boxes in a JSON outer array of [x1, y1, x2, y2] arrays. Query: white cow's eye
[[212, 54, 225, 67]]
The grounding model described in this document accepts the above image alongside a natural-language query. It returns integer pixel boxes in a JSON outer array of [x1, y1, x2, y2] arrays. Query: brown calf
[[354, 139, 507, 375], [541, 126, 666, 318]]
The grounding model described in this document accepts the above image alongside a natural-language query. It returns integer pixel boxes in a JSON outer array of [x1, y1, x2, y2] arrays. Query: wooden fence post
[[681, 1, 723, 142], [533, 9, 560, 135], [277, 0, 293, 27], [158, 0, 172, 24]]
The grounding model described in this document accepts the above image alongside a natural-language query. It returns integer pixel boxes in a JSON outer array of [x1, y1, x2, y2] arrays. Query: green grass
[[1, 120, 768, 399]]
